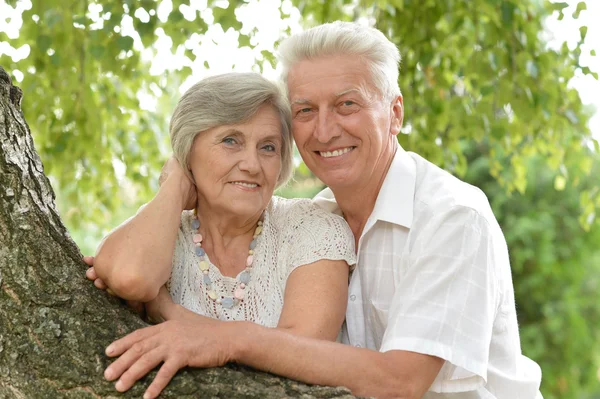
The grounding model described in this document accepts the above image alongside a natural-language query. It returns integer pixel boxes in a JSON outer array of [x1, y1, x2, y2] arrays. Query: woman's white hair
[[277, 21, 402, 101], [170, 72, 293, 188]]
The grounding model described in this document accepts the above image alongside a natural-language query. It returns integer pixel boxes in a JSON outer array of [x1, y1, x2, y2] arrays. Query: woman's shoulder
[[267, 195, 350, 232], [267, 196, 356, 269]]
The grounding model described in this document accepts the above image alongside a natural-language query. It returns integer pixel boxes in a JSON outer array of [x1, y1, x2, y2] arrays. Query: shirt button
[[355, 344, 361, 348], [350, 294, 356, 301]]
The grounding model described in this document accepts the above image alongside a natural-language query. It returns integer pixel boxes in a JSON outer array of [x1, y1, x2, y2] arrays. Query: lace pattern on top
[[168, 196, 356, 327]]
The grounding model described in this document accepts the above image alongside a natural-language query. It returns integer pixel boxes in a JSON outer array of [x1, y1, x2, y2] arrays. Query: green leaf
[[116, 36, 134, 51], [573, 1, 587, 19], [551, 2, 569, 11], [38, 35, 52, 53], [89, 45, 105, 59], [579, 26, 588, 42], [501, 1, 514, 28]]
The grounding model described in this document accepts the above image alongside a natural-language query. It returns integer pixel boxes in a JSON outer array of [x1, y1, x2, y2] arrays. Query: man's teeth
[[231, 182, 258, 188], [319, 147, 353, 158]]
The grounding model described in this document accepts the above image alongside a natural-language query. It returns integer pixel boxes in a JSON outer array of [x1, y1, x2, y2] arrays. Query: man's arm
[[105, 320, 443, 399], [232, 323, 444, 399]]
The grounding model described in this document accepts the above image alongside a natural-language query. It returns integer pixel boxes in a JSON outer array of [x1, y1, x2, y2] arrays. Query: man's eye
[[342, 100, 355, 106], [300, 107, 312, 113]]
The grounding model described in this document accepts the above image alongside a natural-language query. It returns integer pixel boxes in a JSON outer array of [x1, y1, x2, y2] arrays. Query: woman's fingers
[[85, 267, 97, 281], [143, 361, 181, 399], [106, 326, 158, 358], [114, 347, 166, 392], [87, 267, 110, 293], [105, 338, 155, 382], [94, 278, 107, 290], [83, 256, 94, 266]]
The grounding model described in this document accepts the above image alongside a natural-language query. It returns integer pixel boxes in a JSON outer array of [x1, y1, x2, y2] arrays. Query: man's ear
[[390, 95, 404, 136]]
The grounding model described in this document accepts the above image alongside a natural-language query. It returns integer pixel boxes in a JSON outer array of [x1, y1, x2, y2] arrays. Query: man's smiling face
[[287, 54, 402, 193]]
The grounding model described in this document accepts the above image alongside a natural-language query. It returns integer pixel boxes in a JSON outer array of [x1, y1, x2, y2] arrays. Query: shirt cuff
[[380, 336, 486, 393]]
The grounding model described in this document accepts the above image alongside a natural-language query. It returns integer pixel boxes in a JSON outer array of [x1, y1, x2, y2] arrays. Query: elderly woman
[[86, 72, 355, 398]]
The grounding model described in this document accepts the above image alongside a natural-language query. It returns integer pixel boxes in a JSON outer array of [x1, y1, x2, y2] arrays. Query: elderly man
[[88, 21, 542, 399]]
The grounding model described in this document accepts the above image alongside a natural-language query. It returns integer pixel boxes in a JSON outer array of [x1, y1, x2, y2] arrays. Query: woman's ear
[[390, 95, 404, 136]]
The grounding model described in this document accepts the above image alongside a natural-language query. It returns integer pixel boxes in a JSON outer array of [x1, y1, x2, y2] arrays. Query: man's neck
[[331, 144, 397, 242]]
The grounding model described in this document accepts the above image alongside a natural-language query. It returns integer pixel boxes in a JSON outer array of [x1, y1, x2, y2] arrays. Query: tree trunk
[[0, 66, 357, 399]]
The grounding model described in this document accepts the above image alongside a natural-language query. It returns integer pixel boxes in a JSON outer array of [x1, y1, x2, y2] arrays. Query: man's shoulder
[[408, 152, 494, 222]]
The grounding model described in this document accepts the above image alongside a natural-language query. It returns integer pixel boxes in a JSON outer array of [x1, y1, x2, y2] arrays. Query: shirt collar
[[313, 146, 416, 229], [369, 146, 415, 229]]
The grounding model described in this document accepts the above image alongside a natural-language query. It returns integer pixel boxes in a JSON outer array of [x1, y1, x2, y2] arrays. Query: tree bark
[[0, 66, 357, 399]]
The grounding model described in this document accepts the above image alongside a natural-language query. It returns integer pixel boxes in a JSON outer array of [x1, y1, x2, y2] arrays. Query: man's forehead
[[290, 86, 371, 103]]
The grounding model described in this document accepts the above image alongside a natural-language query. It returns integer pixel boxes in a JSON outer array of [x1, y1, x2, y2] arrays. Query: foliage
[[293, 0, 599, 225], [1, 0, 600, 397], [464, 143, 600, 398], [0, 0, 261, 248]]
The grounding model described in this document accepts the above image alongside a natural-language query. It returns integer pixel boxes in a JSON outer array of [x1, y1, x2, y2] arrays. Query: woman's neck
[[194, 207, 262, 277]]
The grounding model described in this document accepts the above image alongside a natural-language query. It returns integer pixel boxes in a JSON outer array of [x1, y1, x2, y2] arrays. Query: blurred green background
[[1, 0, 600, 397]]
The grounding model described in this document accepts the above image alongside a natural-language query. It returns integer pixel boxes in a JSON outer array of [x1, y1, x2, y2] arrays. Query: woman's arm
[[94, 160, 196, 302], [276, 259, 349, 340], [154, 259, 348, 340]]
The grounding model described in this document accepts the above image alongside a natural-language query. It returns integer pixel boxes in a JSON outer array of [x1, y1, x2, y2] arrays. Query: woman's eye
[[222, 137, 236, 145], [263, 144, 276, 152], [298, 107, 312, 114], [342, 100, 355, 106]]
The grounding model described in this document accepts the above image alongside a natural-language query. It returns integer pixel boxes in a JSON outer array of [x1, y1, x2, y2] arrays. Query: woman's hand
[[84, 256, 110, 291], [159, 157, 197, 210], [104, 319, 236, 399]]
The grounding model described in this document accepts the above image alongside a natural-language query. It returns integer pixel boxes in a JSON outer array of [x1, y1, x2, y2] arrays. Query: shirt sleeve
[[379, 205, 501, 393], [279, 200, 356, 280]]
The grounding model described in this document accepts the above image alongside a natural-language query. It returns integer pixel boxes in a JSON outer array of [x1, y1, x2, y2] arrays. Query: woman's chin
[[221, 199, 270, 219]]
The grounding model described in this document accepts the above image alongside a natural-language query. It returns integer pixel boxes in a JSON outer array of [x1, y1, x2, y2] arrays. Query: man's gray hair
[[170, 72, 293, 188], [278, 21, 401, 101]]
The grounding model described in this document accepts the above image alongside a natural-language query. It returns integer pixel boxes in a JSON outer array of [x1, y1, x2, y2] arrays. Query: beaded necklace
[[191, 209, 263, 309]]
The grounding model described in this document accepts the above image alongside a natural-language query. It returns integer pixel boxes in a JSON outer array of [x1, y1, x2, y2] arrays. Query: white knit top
[[167, 196, 356, 326]]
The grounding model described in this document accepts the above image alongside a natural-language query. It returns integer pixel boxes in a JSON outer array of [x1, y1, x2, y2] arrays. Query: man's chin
[[316, 171, 356, 191]]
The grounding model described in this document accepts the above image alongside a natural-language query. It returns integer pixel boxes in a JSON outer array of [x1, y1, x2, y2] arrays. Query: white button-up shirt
[[314, 147, 542, 398]]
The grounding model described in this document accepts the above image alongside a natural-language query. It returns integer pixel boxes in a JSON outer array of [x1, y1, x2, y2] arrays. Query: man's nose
[[313, 108, 341, 144]]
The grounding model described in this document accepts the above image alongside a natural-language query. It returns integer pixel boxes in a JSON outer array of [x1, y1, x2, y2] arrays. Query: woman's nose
[[237, 149, 261, 174]]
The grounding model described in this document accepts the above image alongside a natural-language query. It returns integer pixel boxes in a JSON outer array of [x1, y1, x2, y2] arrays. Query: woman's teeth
[[231, 182, 258, 188]]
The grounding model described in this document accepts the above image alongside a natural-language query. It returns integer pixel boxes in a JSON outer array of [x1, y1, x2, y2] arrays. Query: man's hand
[[159, 157, 197, 210], [104, 319, 235, 399]]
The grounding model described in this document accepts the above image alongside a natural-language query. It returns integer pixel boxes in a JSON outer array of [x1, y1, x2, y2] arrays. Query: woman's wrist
[[158, 172, 193, 212]]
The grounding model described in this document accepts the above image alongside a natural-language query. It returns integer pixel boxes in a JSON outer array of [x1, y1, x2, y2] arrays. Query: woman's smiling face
[[189, 104, 283, 220]]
